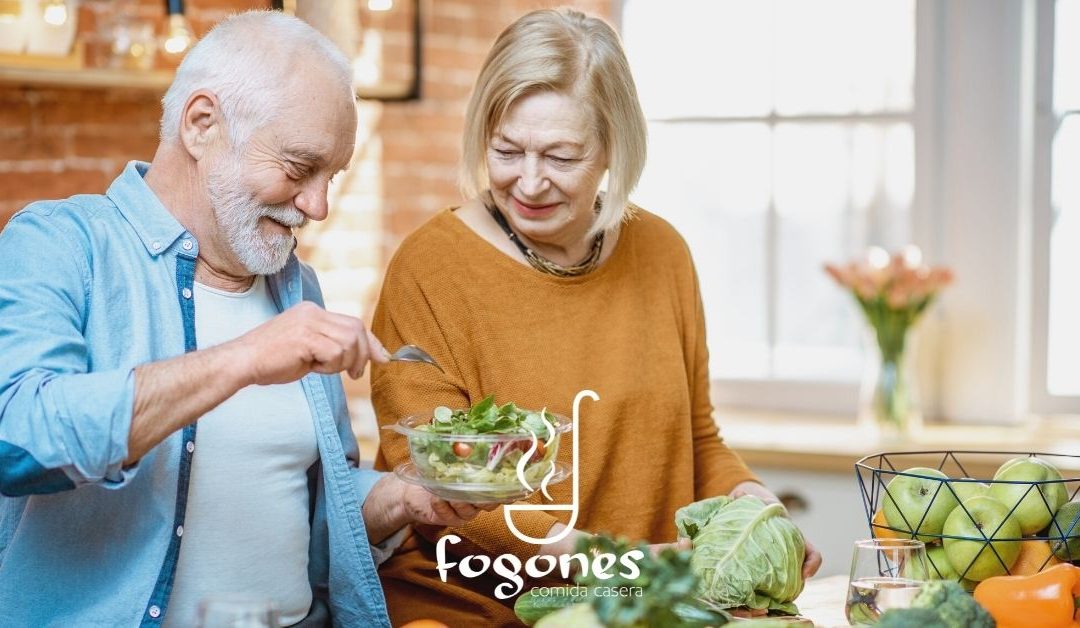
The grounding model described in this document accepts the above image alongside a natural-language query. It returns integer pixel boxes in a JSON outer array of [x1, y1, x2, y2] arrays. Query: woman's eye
[[548, 155, 576, 165], [493, 149, 518, 158]]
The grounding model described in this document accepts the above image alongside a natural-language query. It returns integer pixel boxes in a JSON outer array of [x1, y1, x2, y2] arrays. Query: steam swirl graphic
[[515, 410, 558, 499]]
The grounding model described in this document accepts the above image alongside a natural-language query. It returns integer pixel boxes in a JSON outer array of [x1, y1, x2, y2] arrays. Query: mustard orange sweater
[[370, 208, 758, 627]]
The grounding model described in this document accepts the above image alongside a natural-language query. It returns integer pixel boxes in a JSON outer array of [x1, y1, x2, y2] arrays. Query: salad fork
[[388, 344, 445, 373]]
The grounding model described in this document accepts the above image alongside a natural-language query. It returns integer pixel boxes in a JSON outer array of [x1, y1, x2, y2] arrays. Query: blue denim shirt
[[0, 162, 392, 628]]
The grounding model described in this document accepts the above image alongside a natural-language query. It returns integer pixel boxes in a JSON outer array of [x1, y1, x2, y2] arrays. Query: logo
[[434, 390, 647, 600], [503, 388, 594, 545]]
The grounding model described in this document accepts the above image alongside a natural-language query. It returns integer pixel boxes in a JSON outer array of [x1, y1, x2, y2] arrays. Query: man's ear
[[179, 89, 223, 161]]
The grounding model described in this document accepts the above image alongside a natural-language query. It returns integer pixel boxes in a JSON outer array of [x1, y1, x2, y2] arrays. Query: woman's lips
[[511, 196, 559, 218]]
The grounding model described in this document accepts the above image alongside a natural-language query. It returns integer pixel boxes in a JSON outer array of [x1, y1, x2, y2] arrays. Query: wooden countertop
[[719, 410, 1080, 477], [791, 575, 849, 627]]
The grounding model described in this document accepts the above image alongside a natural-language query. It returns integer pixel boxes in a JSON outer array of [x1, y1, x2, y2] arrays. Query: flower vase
[[859, 328, 922, 438]]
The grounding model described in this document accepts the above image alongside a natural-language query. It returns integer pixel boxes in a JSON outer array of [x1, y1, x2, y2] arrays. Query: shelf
[[0, 66, 173, 91]]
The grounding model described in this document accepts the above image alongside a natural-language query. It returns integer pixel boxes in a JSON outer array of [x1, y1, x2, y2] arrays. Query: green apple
[[989, 456, 1067, 535], [948, 479, 989, 504], [1050, 501, 1080, 561], [927, 546, 959, 580], [943, 496, 1022, 581], [882, 467, 959, 541]]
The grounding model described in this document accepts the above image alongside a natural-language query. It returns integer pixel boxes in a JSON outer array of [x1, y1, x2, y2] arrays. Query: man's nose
[[517, 156, 549, 197], [294, 177, 329, 221]]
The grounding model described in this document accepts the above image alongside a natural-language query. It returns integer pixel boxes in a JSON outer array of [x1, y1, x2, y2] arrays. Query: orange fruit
[[1009, 539, 1061, 575], [873, 509, 905, 539], [400, 621, 450, 628]]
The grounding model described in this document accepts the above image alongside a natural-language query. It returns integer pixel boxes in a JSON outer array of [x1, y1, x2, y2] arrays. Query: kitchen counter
[[353, 399, 1080, 476], [792, 574, 849, 627], [719, 410, 1080, 476]]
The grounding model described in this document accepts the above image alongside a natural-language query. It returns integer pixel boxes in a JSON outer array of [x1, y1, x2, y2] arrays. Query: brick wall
[[0, 0, 266, 226], [0, 0, 613, 402]]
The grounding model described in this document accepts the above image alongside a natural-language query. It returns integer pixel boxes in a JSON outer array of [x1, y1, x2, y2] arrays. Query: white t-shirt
[[164, 276, 318, 627]]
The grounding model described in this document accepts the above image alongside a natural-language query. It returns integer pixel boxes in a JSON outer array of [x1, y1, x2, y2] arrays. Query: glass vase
[[859, 327, 921, 438]]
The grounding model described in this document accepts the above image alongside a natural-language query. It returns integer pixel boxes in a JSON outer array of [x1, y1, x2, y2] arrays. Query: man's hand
[[128, 302, 388, 464], [229, 301, 389, 385], [362, 474, 493, 544], [729, 481, 823, 579]]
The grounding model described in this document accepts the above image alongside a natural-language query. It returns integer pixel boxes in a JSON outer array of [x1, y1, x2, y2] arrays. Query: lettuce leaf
[[675, 495, 805, 615]]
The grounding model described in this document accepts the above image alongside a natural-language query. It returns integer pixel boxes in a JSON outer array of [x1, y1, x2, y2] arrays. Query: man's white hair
[[160, 10, 353, 147]]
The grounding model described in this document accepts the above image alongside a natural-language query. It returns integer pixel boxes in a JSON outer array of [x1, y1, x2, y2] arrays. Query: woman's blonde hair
[[460, 8, 647, 235]]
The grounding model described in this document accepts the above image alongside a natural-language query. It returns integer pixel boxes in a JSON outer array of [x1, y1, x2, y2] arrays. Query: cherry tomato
[[452, 442, 473, 458]]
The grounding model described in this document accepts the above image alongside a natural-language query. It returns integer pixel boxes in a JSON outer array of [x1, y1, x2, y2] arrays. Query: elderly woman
[[371, 8, 821, 626]]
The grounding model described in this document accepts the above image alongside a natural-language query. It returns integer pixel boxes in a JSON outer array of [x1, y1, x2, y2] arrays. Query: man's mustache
[[262, 205, 307, 229]]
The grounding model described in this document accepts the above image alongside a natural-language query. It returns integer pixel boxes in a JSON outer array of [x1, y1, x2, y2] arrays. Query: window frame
[[621, 0, 1077, 423], [619, 0, 936, 416], [1028, 0, 1080, 415]]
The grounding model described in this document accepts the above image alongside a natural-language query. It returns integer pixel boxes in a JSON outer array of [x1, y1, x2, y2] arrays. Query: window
[[622, 0, 917, 412], [1031, 0, 1080, 412]]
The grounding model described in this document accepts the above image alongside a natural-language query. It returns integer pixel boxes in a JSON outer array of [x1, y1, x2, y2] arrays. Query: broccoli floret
[[877, 607, 948, 628], [910, 580, 995, 628], [874, 581, 995, 628]]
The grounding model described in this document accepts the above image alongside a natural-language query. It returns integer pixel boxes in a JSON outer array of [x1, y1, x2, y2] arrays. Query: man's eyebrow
[[282, 148, 325, 164]]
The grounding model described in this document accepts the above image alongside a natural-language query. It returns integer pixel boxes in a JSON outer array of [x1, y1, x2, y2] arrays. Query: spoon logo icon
[[504, 389, 597, 545]]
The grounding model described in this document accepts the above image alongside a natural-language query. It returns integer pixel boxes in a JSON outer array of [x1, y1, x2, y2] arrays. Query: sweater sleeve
[[370, 247, 560, 562], [685, 259, 760, 499]]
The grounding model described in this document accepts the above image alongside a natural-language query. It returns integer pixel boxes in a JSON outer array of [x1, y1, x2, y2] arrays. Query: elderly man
[[0, 11, 476, 628]]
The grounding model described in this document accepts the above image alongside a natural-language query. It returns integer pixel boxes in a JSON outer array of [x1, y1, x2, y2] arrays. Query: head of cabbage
[[675, 495, 806, 615]]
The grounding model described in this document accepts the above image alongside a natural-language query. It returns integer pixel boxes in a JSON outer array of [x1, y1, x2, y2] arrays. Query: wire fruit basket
[[855, 451, 1080, 584]]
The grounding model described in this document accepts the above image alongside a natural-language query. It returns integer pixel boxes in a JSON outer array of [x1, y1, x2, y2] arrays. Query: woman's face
[[486, 90, 608, 249]]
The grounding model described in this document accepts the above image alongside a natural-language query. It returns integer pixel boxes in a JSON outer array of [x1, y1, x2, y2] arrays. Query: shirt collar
[[106, 161, 188, 258]]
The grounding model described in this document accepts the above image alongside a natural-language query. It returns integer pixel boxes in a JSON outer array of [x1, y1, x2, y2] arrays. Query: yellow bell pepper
[[973, 563, 1080, 628]]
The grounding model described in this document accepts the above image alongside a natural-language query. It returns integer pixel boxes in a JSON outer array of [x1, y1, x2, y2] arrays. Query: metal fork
[[388, 344, 445, 373]]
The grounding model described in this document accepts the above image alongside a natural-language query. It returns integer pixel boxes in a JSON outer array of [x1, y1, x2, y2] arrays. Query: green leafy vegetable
[[675, 496, 806, 615], [422, 396, 554, 436], [532, 535, 731, 627], [877, 580, 995, 628], [408, 396, 560, 488], [875, 608, 949, 628]]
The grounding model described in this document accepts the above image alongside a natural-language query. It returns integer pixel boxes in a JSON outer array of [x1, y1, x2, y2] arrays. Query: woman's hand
[[729, 481, 823, 579], [646, 537, 692, 558]]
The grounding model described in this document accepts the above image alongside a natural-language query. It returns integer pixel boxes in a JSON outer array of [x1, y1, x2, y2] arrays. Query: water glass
[[196, 594, 278, 628], [845, 538, 928, 625]]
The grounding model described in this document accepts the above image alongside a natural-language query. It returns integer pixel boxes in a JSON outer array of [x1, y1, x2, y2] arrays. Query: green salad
[[409, 395, 560, 486]]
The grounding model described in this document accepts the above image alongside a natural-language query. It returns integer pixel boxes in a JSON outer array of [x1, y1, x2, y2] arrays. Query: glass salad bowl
[[385, 397, 572, 503]]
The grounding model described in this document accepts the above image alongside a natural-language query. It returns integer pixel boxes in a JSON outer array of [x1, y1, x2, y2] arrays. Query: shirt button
[[176, 525, 184, 537], [151, 241, 162, 251], [287, 281, 296, 292], [182, 288, 192, 299], [182, 239, 193, 251], [148, 605, 161, 618], [186, 441, 195, 453]]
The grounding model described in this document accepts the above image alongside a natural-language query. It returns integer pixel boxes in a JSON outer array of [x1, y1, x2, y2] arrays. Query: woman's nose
[[517, 156, 549, 197]]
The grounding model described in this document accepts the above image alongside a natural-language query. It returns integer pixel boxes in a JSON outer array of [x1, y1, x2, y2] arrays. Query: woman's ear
[[179, 89, 222, 161]]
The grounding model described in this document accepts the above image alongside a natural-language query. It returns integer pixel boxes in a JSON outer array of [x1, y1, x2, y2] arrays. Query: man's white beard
[[207, 157, 308, 275]]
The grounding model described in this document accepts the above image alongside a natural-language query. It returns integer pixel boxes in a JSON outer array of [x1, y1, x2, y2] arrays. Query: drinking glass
[[845, 538, 929, 625], [196, 594, 278, 628]]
